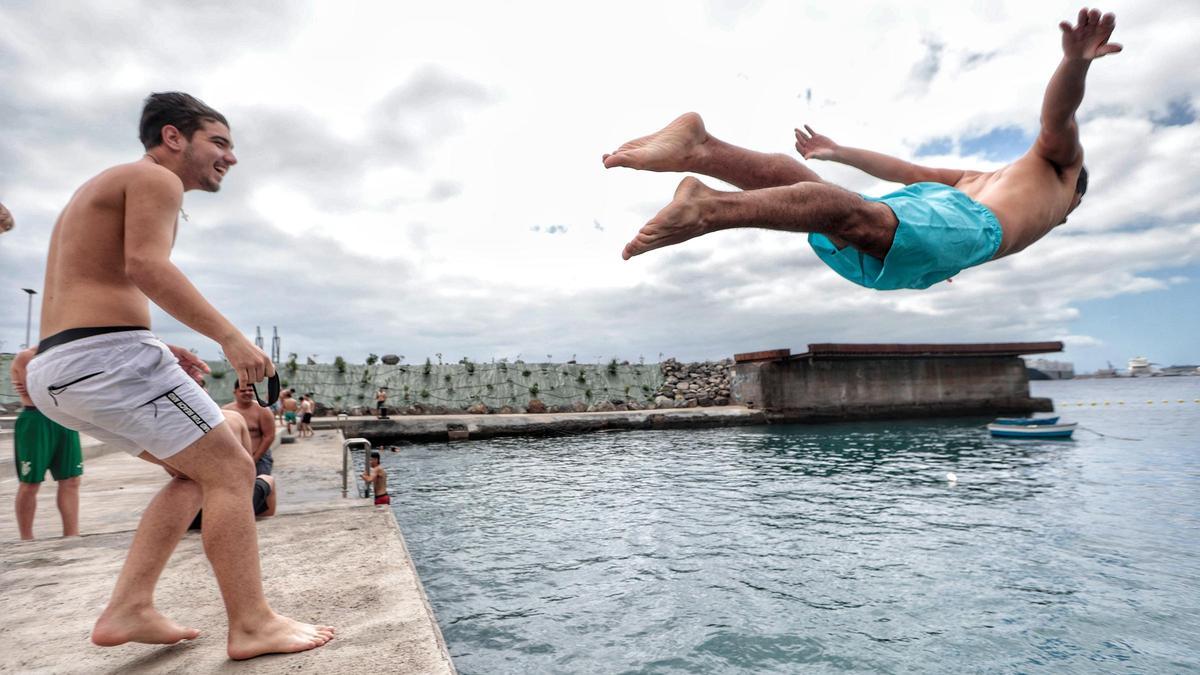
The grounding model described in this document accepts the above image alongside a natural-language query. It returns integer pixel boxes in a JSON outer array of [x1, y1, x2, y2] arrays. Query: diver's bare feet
[[227, 612, 335, 661], [91, 605, 201, 646], [603, 112, 710, 172], [623, 176, 722, 259]]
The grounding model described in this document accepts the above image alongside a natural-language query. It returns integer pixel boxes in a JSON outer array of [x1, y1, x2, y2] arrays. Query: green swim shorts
[[14, 407, 83, 484], [808, 182, 1003, 290], [284, 411, 297, 423]]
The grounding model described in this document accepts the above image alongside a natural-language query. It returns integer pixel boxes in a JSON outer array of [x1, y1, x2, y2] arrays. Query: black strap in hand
[[250, 373, 281, 408]]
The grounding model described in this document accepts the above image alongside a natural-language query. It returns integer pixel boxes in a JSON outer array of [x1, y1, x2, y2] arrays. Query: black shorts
[[301, 412, 312, 424], [189, 477, 272, 530], [251, 476, 272, 514]]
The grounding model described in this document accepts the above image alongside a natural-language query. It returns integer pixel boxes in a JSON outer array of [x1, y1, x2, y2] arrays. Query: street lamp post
[[21, 288, 37, 349]]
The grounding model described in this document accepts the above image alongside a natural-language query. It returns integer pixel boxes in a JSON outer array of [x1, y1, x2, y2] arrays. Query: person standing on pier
[[375, 386, 389, 419], [281, 389, 300, 435], [10, 347, 83, 540], [22, 92, 332, 659], [299, 394, 315, 438]]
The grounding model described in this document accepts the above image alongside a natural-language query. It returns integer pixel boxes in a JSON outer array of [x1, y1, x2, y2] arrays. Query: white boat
[[1128, 356, 1155, 377], [987, 422, 1077, 439]]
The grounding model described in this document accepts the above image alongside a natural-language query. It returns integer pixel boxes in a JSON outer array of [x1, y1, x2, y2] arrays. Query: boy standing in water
[[360, 452, 389, 505]]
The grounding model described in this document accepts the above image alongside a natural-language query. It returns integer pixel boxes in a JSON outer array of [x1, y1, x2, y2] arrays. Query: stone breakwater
[[373, 359, 734, 416], [653, 358, 734, 409], [250, 358, 735, 417]]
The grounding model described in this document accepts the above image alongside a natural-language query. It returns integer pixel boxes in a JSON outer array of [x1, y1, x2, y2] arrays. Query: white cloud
[[1058, 334, 1104, 348]]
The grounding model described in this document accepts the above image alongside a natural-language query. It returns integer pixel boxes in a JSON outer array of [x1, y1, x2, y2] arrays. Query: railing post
[[338, 413, 349, 498], [341, 440, 349, 498]]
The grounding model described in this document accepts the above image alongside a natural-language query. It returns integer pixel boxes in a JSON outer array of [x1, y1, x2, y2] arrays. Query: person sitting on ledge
[[189, 410, 277, 530], [604, 8, 1120, 290]]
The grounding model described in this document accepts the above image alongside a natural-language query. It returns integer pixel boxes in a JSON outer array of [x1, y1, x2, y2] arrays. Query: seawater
[[385, 378, 1200, 674]]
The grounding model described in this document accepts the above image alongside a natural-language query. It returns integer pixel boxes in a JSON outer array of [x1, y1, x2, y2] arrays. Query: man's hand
[[221, 334, 275, 388], [1060, 8, 1121, 61], [168, 345, 211, 385], [0, 202, 13, 233], [794, 125, 839, 160]]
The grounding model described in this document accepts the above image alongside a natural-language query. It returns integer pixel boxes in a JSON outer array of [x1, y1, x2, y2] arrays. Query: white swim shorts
[[26, 327, 224, 460]]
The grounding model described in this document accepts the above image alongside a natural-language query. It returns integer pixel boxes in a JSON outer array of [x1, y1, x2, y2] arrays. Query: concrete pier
[[732, 342, 1061, 421], [325, 406, 768, 444], [0, 429, 455, 674]]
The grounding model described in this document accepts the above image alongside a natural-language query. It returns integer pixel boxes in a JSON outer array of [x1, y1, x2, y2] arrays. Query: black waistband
[[38, 326, 150, 354]]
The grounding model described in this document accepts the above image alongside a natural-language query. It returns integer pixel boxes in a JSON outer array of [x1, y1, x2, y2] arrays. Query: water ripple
[[388, 379, 1200, 674]]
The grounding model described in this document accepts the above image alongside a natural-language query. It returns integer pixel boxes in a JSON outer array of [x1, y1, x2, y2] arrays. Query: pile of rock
[[653, 358, 732, 408]]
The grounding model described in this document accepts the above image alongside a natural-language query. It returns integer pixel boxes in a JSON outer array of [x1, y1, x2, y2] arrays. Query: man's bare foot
[[227, 612, 335, 661], [623, 176, 722, 259], [603, 112, 710, 172], [91, 605, 201, 646]]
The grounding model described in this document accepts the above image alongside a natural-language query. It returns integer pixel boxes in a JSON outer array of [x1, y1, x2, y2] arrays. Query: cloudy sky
[[1, 0, 1197, 373]]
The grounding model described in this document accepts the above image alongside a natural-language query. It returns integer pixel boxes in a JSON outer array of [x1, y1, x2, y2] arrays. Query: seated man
[[604, 9, 1120, 290], [224, 380, 275, 476], [189, 410, 276, 530]]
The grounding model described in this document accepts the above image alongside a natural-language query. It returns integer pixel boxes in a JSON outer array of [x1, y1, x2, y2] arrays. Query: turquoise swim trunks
[[808, 182, 1003, 290]]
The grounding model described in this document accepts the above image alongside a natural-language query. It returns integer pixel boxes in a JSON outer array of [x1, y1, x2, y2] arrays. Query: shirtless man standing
[[224, 381, 276, 475], [280, 389, 299, 435], [23, 92, 332, 659], [375, 387, 389, 419], [298, 395, 315, 438], [10, 347, 83, 540], [604, 9, 1120, 290]]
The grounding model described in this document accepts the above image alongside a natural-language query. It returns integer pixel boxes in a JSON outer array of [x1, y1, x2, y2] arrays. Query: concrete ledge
[[0, 429, 455, 673], [323, 407, 769, 443], [762, 397, 1055, 423]]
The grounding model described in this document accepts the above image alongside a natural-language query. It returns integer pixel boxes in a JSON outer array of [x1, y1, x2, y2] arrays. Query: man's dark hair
[[370, 452, 381, 461], [139, 92, 228, 150], [1075, 165, 1089, 197]]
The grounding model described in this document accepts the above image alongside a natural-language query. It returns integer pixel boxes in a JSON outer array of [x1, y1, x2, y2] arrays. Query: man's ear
[[161, 124, 187, 151]]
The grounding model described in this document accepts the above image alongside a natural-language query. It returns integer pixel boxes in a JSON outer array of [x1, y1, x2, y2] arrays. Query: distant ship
[[1128, 356, 1155, 377]]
